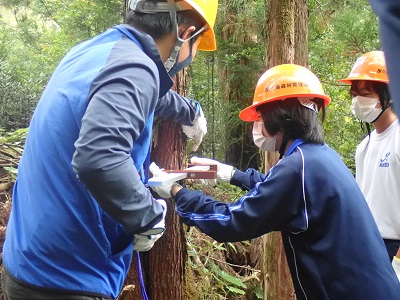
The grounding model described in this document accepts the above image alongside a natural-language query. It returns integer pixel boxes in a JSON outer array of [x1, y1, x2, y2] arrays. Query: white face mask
[[350, 96, 382, 123], [252, 121, 277, 152]]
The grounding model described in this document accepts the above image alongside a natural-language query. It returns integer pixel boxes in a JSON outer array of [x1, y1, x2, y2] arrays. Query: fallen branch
[[117, 284, 135, 300], [0, 182, 13, 192]]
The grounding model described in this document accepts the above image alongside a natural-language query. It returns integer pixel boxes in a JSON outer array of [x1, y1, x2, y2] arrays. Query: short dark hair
[[350, 80, 391, 110], [124, 1, 206, 41], [257, 98, 326, 144]]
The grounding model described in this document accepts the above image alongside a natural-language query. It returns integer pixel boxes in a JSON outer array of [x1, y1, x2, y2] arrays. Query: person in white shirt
[[339, 51, 400, 266]]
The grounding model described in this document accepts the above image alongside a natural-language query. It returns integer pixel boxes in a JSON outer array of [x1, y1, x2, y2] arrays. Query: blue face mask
[[168, 52, 193, 77], [166, 39, 194, 77]]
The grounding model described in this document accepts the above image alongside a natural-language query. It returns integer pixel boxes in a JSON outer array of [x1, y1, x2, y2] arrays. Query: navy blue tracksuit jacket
[[175, 140, 400, 299]]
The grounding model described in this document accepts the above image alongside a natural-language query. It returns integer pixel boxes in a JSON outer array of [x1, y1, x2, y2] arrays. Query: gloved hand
[[393, 256, 400, 281], [133, 233, 163, 252], [190, 156, 235, 187], [149, 162, 174, 199], [133, 199, 166, 252], [182, 102, 207, 152]]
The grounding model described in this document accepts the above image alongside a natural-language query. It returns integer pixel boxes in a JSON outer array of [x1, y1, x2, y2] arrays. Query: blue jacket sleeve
[[155, 90, 197, 126], [230, 168, 267, 190], [174, 156, 305, 242], [72, 44, 164, 235]]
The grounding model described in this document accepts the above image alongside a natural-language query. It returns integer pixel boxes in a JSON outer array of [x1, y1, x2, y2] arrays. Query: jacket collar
[[119, 24, 173, 98]]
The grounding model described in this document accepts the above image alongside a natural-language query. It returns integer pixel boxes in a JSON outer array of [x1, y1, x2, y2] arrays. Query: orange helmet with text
[[338, 51, 388, 84], [239, 64, 331, 122]]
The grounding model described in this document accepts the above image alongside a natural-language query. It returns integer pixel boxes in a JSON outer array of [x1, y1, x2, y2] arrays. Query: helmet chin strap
[[164, 40, 184, 72], [167, 38, 194, 77], [163, 0, 206, 72], [278, 118, 292, 159], [278, 138, 288, 159], [371, 99, 392, 123], [164, 0, 184, 72], [131, 0, 207, 72]]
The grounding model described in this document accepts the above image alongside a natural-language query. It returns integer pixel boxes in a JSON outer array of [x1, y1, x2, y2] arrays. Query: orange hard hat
[[239, 64, 331, 122], [130, 0, 218, 51], [186, 0, 218, 51], [338, 51, 388, 84]]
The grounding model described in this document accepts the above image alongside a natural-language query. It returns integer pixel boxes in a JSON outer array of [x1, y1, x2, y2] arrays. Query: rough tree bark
[[216, 0, 262, 170], [251, 0, 308, 299], [120, 71, 189, 300]]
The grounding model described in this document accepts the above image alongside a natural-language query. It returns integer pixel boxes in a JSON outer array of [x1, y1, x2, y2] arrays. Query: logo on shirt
[[379, 152, 390, 168]]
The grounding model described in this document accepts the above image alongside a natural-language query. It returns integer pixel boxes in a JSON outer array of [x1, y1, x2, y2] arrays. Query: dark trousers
[[383, 239, 400, 261], [1, 267, 111, 300]]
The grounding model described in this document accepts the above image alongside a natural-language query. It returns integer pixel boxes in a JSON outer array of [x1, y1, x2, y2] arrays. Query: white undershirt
[[355, 120, 400, 240]]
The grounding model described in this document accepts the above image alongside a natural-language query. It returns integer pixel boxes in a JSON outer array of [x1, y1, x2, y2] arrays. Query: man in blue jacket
[[1, 0, 218, 299]]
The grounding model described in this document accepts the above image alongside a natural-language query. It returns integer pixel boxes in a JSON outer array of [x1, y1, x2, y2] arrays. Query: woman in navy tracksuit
[[170, 64, 400, 299]]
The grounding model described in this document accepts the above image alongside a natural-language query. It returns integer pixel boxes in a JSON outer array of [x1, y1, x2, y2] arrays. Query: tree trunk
[[216, 0, 263, 170], [252, 1, 309, 299], [264, 0, 295, 65], [120, 71, 189, 300], [146, 118, 187, 300], [294, 0, 309, 67]]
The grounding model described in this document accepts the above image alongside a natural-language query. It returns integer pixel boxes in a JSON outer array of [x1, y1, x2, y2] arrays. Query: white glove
[[190, 156, 235, 187], [149, 162, 173, 198], [182, 103, 207, 152], [393, 256, 400, 281], [133, 233, 163, 252], [133, 199, 166, 252]]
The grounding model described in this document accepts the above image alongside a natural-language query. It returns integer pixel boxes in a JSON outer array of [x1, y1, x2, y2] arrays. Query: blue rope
[[137, 252, 150, 300]]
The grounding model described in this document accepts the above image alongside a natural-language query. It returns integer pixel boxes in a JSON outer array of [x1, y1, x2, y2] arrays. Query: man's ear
[[178, 25, 196, 39]]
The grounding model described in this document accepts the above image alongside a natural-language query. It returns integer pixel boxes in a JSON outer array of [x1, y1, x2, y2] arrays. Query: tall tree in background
[[257, 0, 308, 298], [215, 0, 264, 170], [146, 71, 189, 300]]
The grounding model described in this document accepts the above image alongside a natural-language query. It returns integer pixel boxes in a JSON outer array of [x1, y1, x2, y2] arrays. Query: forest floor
[[0, 140, 20, 261], [0, 141, 18, 299]]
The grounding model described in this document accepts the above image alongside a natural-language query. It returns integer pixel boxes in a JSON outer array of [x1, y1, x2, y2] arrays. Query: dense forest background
[[0, 0, 380, 299], [1, 0, 379, 170]]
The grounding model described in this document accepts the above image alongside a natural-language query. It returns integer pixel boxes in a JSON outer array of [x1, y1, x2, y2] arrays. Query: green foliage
[[44, 0, 123, 40], [212, 264, 247, 294], [4, 166, 18, 180], [183, 183, 259, 299], [0, 127, 27, 179], [189, 0, 265, 169], [0, 127, 28, 143], [189, 0, 378, 172], [0, 59, 38, 129], [0, 0, 123, 130], [308, 0, 378, 171], [254, 286, 263, 299], [186, 226, 260, 300]]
